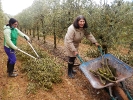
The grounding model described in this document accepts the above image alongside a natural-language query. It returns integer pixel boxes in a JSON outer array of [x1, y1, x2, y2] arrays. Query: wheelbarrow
[[77, 46, 133, 100]]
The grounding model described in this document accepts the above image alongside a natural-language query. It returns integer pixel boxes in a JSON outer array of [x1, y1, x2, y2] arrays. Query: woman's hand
[[73, 51, 78, 56], [24, 36, 31, 42], [95, 42, 100, 47]]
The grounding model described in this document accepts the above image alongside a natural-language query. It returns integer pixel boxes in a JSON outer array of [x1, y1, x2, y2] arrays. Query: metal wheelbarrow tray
[[79, 53, 133, 89]]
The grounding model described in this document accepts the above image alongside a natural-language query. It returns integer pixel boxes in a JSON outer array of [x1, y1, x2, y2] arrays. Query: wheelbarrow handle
[[76, 54, 84, 64], [98, 45, 104, 55], [18, 48, 37, 60]]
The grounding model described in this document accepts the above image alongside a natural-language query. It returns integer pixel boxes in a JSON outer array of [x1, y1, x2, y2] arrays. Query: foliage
[[8, 0, 133, 66], [1, 0, 133, 95], [0, 0, 4, 33], [16, 45, 63, 93], [86, 46, 133, 67], [13, 0, 133, 53]]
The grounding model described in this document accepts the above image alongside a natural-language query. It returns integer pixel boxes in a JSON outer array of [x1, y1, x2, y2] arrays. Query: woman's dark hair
[[73, 15, 88, 29], [6, 18, 18, 27]]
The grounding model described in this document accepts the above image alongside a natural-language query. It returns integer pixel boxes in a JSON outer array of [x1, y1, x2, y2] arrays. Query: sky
[[1, 0, 34, 16], [1, 0, 132, 16]]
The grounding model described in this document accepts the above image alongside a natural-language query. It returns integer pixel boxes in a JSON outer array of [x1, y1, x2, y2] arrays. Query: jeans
[[4, 46, 16, 64]]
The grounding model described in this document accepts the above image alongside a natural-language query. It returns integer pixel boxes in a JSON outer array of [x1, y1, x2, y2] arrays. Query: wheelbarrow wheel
[[112, 86, 128, 100]]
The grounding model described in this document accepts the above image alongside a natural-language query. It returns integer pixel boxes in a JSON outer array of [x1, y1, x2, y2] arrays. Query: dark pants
[[68, 57, 76, 64], [4, 46, 16, 64]]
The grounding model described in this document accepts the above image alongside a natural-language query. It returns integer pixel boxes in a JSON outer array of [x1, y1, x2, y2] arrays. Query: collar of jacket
[[75, 28, 85, 32], [3, 25, 15, 30], [11, 27, 15, 30]]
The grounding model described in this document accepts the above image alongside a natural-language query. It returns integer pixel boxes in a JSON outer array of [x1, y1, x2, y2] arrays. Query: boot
[[8, 72, 18, 77], [7, 69, 17, 73], [72, 68, 77, 74], [8, 64, 17, 77], [68, 63, 74, 78], [7, 61, 9, 73], [7, 61, 17, 73]]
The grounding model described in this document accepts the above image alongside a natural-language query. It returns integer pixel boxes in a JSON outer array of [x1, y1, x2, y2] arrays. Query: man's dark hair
[[6, 18, 18, 27], [73, 15, 88, 29]]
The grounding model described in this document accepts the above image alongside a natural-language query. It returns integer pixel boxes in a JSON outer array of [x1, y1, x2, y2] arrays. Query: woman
[[64, 15, 99, 78], [4, 18, 30, 77]]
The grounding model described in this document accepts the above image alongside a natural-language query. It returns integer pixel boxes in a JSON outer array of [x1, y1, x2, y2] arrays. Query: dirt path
[[0, 35, 132, 100], [0, 37, 30, 100]]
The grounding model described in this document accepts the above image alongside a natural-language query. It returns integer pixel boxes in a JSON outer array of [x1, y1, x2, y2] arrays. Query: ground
[[0, 35, 133, 100]]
